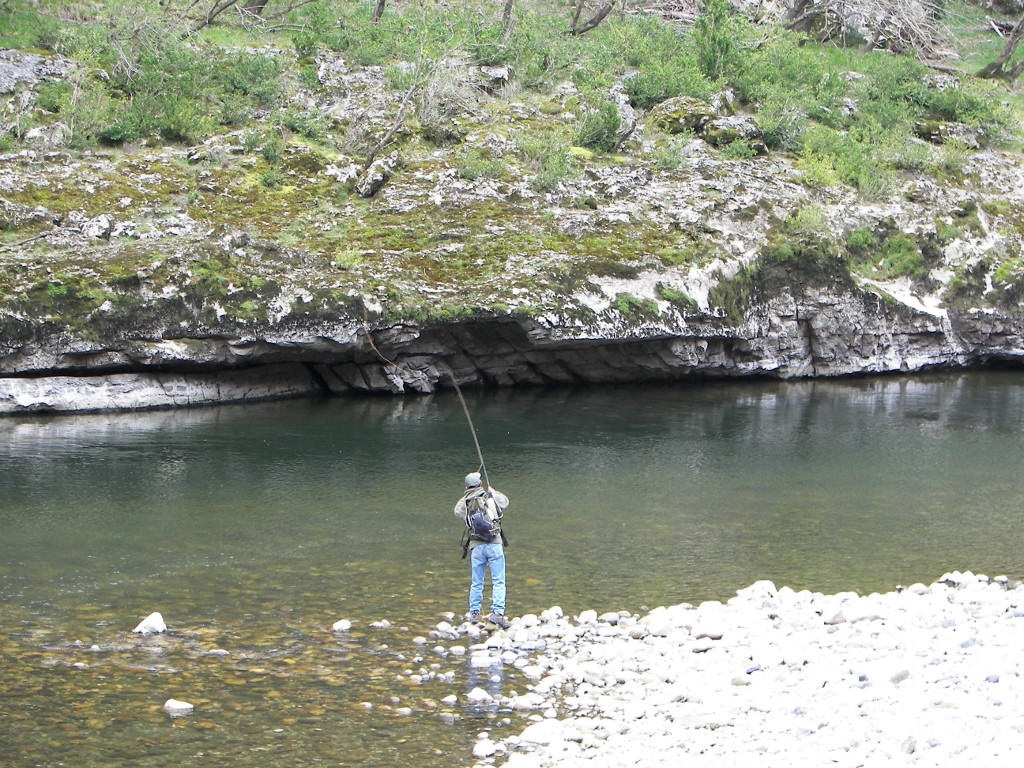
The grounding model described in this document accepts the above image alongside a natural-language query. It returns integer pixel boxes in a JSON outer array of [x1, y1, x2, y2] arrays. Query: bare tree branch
[[0, 230, 55, 252], [186, 0, 239, 37], [241, 0, 269, 16], [977, 12, 1024, 82], [570, 0, 618, 36], [261, 0, 322, 23]]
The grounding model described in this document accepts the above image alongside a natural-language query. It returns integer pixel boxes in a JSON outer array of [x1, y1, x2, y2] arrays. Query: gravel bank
[[454, 572, 1024, 767]]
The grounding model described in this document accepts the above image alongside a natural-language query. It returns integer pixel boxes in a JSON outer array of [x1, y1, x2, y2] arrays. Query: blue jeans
[[469, 542, 506, 615]]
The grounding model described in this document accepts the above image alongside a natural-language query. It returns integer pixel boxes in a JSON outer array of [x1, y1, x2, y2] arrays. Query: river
[[2, 372, 1023, 766]]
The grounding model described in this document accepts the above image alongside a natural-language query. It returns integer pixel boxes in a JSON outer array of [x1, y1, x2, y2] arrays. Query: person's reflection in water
[[465, 658, 504, 719]]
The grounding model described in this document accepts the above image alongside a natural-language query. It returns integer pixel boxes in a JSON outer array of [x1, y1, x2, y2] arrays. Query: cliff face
[[3, 50, 1024, 413], [2, 279, 1021, 414]]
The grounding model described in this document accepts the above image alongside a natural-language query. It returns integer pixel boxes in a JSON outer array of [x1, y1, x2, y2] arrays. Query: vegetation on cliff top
[[1, 0, 1024, 337]]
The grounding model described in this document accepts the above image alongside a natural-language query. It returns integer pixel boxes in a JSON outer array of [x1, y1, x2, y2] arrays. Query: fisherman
[[454, 471, 511, 629]]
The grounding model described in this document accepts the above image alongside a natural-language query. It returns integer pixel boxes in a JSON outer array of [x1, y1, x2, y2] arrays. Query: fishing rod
[[448, 368, 508, 555], [448, 372, 490, 490], [358, 320, 505, 560], [358, 314, 491, 486]]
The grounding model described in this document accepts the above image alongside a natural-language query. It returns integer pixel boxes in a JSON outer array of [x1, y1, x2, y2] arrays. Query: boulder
[[472, 738, 499, 758], [703, 115, 766, 153], [82, 215, 114, 240], [133, 612, 166, 634], [163, 698, 194, 716], [477, 65, 511, 93], [466, 687, 494, 705], [355, 151, 401, 197], [647, 96, 716, 135], [914, 120, 988, 149]]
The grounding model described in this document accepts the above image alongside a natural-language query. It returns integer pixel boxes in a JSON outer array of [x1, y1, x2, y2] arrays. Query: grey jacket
[[454, 486, 509, 549]]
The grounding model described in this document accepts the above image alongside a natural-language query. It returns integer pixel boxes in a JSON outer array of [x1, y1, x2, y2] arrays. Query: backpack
[[465, 493, 499, 543]]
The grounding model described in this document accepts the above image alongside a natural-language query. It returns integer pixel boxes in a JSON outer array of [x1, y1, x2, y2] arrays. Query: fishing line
[[359, 310, 489, 485]]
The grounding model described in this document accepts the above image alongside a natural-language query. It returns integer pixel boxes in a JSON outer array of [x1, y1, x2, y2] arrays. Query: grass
[[2, 1, 1018, 167], [2, 0, 1024, 327]]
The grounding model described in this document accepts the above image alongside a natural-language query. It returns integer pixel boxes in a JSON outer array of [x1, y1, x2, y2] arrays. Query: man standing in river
[[454, 471, 511, 629]]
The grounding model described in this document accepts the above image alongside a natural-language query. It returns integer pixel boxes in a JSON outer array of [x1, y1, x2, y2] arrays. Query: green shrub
[[216, 52, 282, 107], [623, 61, 713, 110], [650, 134, 694, 171], [878, 233, 926, 279], [692, 0, 743, 82], [656, 284, 698, 310], [56, 71, 120, 147], [799, 124, 894, 196], [519, 133, 572, 192], [932, 140, 971, 179], [784, 205, 828, 239], [260, 131, 285, 163], [718, 139, 757, 160], [260, 168, 283, 189], [613, 293, 660, 319], [574, 93, 622, 153], [24, 4, 287, 147], [385, 65, 417, 91], [34, 81, 71, 114], [457, 150, 507, 181], [276, 108, 327, 141], [846, 228, 876, 254], [993, 258, 1024, 287]]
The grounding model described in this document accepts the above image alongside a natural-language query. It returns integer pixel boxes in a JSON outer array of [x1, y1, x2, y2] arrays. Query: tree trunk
[[372, 0, 387, 24], [571, 1, 585, 30], [977, 13, 1024, 82], [783, 0, 820, 33], [242, 0, 269, 15], [502, 0, 515, 27], [782, 0, 813, 24]]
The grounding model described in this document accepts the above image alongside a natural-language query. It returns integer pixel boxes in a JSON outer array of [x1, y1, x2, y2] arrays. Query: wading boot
[[486, 612, 511, 629]]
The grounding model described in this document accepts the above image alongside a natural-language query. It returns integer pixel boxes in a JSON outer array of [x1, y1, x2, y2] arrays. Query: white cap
[[464, 472, 482, 487]]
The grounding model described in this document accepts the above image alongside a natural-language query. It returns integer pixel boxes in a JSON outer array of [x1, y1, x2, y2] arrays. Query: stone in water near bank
[[163, 698, 194, 716], [132, 612, 166, 634]]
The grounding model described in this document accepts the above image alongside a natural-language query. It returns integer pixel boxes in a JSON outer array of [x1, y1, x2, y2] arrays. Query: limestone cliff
[[2, 49, 1024, 413]]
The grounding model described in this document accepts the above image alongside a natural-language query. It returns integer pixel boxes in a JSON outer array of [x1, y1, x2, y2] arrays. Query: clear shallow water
[[2, 372, 1024, 766]]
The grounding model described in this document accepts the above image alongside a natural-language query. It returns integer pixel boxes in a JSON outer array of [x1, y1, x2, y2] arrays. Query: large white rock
[[133, 612, 166, 634], [163, 698, 193, 715], [466, 687, 494, 705], [472, 739, 498, 758], [518, 717, 565, 745]]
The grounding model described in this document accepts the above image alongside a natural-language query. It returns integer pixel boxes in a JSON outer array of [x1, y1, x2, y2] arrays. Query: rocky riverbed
[[444, 572, 1023, 767]]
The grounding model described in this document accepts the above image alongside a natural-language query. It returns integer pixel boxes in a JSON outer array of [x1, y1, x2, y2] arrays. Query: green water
[[3, 372, 1024, 766]]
